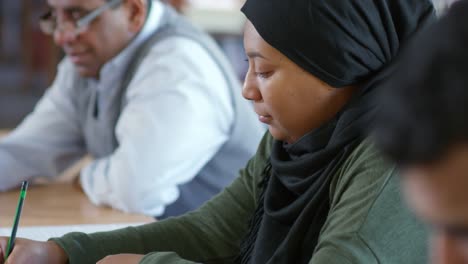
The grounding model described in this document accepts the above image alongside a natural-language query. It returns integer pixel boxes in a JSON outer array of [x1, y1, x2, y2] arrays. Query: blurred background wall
[[0, 0, 246, 129]]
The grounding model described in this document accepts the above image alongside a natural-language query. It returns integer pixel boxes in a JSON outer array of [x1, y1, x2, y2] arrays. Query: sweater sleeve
[[51, 132, 273, 264], [309, 141, 427, 264]]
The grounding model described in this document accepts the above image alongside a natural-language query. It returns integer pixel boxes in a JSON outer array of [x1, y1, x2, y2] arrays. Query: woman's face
[[243, 21, 356, 143]]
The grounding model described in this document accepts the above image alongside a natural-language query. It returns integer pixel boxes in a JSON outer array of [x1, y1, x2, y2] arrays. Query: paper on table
[[0, 222, 146, 241]]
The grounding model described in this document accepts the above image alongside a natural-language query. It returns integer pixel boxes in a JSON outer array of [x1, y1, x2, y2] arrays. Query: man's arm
[[0, 59, 86, 191], [79, 36, 235, 216]]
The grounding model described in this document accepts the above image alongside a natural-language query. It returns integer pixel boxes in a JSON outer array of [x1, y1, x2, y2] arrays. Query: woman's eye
[[255, 71, 273, 79]]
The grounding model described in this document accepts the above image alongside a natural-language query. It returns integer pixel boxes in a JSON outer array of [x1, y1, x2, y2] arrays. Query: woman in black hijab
[[0, 0, 435, 264], [236, 1, 434, 263]]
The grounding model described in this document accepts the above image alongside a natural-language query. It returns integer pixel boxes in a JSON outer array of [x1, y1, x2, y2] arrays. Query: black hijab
[[237, 1, 435, 263]]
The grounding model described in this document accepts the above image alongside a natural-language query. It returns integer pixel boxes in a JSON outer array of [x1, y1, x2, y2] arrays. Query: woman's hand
[[97, 254, 144, 264], [0, 237, 68, 264]]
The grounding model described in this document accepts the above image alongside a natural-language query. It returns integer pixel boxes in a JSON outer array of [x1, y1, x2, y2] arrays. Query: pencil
[[4, 181, 28, 261]]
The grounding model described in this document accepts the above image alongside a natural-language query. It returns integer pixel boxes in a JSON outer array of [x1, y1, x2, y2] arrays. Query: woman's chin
[[268, 127, 287, 142]]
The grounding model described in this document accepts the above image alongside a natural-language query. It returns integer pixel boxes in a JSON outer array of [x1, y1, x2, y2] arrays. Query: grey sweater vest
[[72, 4, 263, 217]]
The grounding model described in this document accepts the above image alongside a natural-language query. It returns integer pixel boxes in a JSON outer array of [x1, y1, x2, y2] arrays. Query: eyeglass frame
[[39, 0, 123, 36]]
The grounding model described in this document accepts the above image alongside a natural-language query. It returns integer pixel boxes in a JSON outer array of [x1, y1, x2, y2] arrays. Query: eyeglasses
[[39, 0, 123, 36]]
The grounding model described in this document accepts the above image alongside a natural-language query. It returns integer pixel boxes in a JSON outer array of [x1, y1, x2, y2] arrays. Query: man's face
[[402, 144, 468, 264], [47, 0, 140, 78]]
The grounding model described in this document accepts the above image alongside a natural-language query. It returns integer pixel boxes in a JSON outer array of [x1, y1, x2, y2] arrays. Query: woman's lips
[[258, 115, 273, 124]]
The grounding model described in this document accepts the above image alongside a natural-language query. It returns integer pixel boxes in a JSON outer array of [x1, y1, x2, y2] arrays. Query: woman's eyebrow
[[246, 51, 269, 60]]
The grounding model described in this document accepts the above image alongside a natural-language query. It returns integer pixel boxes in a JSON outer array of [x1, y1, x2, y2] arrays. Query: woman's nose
[[242, 72, 262, 101]]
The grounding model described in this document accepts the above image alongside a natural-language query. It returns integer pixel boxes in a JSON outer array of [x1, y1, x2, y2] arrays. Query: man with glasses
[[0, 0, 264, 218]]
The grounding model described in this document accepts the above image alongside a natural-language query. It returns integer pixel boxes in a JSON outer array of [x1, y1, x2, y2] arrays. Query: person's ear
[[124, 0, 147, 33]]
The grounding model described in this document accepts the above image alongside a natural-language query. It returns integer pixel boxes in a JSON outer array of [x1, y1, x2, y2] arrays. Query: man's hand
[[97, 254, 144, 264], [0, 237, 68, 264]]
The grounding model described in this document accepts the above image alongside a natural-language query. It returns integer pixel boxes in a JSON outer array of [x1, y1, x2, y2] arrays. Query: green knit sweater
[[52, 132, 427, 264]]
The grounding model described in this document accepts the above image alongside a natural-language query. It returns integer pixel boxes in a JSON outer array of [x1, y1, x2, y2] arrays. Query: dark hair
[[372, 1, 468, 166]]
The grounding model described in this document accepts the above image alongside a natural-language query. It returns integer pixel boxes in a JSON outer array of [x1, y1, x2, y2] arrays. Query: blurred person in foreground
[[373, 1, 468, 263]]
